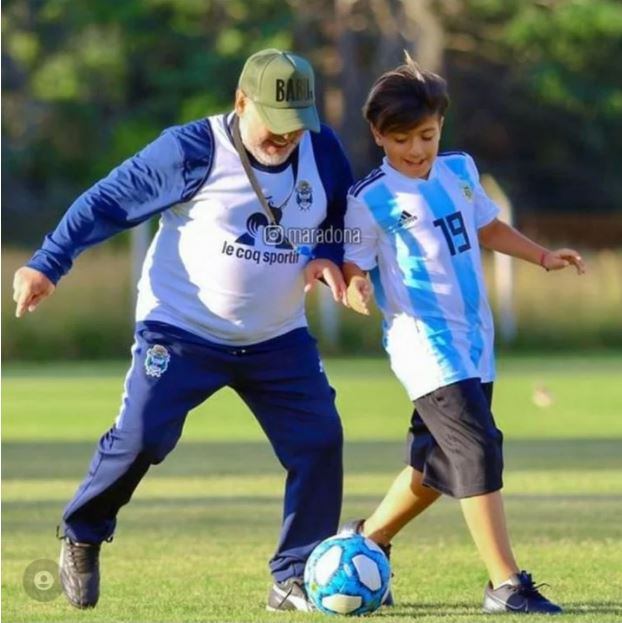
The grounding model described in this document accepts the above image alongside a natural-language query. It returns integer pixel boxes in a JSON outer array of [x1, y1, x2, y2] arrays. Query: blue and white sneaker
[[483, 571, 562, 614]]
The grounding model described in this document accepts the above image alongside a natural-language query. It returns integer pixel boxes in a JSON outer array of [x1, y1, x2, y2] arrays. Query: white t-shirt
[[344, 152, 499, 400], [136, 114, 330, 345]]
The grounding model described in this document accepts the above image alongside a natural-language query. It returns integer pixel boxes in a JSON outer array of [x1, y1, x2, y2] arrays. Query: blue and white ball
[[304, 534, 391, 616]]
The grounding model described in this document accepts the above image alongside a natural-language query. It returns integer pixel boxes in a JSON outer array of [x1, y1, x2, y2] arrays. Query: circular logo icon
[[23, 559, 62, 602]]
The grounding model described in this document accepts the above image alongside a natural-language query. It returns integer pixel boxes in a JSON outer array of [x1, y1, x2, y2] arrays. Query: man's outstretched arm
[[15, 121, 214, 317]]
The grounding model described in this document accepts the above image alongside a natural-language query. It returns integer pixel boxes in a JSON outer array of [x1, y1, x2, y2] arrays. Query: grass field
[[3, 355, 622, 622]]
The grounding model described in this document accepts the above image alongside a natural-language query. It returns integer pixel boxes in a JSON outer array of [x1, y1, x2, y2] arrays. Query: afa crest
[[462, 183, 474, 201], [144, 344, 170, 378], [296, 180, 313, 210]]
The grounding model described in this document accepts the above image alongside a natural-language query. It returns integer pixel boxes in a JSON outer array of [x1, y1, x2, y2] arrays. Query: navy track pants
[[61, 321, 343, 581]]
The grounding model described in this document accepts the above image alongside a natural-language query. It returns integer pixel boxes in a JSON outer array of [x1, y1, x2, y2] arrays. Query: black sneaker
[[59, 537, 101, 609], [483, 571, 562, 614], [338, 519, 394, 607], [267, 577, 314, 612]]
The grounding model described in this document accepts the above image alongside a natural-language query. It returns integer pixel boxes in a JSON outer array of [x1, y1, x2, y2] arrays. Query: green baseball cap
[[239, 49, 320, 134]]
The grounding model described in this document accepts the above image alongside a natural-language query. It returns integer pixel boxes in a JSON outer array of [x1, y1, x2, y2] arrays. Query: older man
[[13, 49, 353, 612]]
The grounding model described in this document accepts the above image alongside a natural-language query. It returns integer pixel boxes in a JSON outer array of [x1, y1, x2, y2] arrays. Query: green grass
[[3, 356, 622, 622]]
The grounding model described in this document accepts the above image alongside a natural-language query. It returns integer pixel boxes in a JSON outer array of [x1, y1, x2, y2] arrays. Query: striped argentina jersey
[[344, 152, 499, 400]]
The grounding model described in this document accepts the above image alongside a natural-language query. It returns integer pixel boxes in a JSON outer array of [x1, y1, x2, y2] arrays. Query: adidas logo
[[390, 210, 418, 231]]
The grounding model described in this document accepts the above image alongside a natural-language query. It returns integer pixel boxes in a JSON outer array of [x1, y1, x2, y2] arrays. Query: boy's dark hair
[[363, 52, 449, 134]]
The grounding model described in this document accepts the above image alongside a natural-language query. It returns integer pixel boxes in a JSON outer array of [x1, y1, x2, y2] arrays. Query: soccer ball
[[304, 534, 391, 616]]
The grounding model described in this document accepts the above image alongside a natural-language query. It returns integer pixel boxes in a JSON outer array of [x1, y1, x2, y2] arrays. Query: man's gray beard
[[239, 119, 294, 166]]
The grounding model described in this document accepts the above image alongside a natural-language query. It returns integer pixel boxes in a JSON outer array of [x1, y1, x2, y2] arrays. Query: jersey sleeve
[[465, 155, 500, 229], [26, 124, 212, 285], [343, 193, 379, 271]]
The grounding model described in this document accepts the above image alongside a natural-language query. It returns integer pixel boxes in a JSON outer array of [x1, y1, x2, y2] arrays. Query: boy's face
[[371, 114, 443, 179]]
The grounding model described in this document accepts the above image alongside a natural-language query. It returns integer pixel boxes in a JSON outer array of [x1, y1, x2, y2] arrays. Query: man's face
[[371, 115, 443, 179], [235, 91, 304, 166]]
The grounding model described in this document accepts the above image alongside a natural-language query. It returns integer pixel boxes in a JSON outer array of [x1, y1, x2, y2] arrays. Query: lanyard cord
[[231, 115, 299, 226]]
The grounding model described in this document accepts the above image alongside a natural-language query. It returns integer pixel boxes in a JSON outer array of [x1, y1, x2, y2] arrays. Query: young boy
[[342, 55, 585, 614]]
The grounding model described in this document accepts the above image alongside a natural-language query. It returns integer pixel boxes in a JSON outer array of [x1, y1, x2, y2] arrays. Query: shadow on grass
[[375, 602, 477, 617], [562, 602, 622, 615], [3, 439, 622, 480], [374, 601, 622, 617]]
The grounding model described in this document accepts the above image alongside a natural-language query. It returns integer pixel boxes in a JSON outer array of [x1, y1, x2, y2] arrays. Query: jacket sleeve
[[310, 125, 354, 265], [26, 127, 207, 285]]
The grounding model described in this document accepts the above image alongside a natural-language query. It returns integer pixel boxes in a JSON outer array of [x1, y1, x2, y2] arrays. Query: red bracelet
[[539, 251, 550, 271]]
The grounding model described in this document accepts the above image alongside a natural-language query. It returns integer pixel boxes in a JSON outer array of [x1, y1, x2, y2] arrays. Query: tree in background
[[294, 0, 622, 222], [3, 0, 622, 246], [439, 0, 622, 221], [3, 0, 296, 243]]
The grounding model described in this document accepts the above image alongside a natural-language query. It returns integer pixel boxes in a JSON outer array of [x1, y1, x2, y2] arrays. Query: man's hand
[[303, 259, 347, 304], [13, 267, 55, 318], [346, 275, 374, 315], [541, 248, 586, 274]]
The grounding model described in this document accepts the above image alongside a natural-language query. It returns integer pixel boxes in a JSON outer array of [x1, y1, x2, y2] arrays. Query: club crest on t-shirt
[[296, 180, 313, 210]]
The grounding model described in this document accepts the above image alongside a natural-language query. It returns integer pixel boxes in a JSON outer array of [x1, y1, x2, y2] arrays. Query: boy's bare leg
[[460, 490, 519, 587], [362, 466, 441, 545]]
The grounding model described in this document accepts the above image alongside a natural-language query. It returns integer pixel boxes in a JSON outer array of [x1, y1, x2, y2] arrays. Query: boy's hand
[[13, 267, 56, 317], [346, 275, 374, 315], [541, 249, 586, 274]]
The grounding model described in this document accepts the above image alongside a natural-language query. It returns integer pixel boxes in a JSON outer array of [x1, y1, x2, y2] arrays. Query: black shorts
[[405, 378, 504, 499]]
